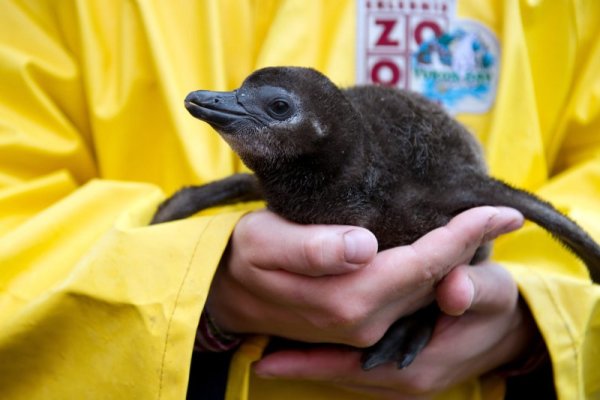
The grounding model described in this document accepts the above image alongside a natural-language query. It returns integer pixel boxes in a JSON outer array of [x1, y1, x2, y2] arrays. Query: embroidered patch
[[356, 0, 500, 114]]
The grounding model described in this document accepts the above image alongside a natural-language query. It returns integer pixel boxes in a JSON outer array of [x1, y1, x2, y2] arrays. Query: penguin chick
[[152, 66, 600, 370]]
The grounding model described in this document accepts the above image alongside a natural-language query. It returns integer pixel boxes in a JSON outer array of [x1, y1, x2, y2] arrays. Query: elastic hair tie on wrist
[[195, 309, 243, 352]]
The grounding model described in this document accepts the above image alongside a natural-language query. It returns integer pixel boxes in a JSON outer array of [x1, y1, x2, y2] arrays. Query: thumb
[[233, 210, 378, 276], [435, 265, 475, 316], [436, 262, 518, 316]]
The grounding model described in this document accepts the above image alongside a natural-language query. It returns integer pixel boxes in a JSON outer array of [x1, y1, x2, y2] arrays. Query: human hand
[[205, 206, 524, 349], [252, 261, 537, 399]]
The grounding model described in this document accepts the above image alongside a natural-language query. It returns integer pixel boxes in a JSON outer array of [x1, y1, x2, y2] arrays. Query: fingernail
[[466, 276, 475, 309], [500, 209, 525, 234], [343, 229, 377, 264], [484, 209, 524, 241]]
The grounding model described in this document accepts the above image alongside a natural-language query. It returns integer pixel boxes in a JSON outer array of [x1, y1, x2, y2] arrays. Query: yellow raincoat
[[0, 1, 598, 399]]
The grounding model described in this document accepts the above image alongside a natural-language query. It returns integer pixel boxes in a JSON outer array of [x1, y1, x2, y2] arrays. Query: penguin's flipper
[[151, 173, 262, 224]]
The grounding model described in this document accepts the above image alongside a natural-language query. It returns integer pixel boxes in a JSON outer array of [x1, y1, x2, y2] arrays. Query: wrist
[[195, 308, 244, 352]]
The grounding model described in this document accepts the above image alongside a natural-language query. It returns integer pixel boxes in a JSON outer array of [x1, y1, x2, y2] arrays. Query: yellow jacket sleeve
[[477, 1, 600, 398], [0, 1, 355, 398], [0, 180, 243, 399], [0, 1, 259, 399]]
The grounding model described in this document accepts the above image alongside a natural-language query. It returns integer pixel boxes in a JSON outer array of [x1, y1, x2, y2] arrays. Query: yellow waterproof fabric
[[0, 0, 598, 399]]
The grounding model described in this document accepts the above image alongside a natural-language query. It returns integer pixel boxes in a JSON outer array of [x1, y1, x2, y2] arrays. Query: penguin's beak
[[184, 90, 247, 128]]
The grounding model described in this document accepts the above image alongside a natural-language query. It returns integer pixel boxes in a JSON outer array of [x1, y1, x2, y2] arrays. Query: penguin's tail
[[447, 177, 600, 283]]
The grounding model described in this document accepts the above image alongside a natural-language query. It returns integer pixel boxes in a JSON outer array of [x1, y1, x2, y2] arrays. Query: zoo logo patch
[[356, 0, 500, 114]]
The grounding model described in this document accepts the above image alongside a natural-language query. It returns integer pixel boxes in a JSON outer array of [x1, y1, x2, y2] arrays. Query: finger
[[346, 207, 522, 321], [436, 262, 517, 317], [255, 349, 431, 400], [481, 206, 525, 242], [233, 210, 378, 276], [254, 347, 362, 380], [404, 206, 523, 284], [435, 265, 474, 316], [467, 262, 519, 313], [254, 347, 405, 386], [254, 347, 422, 395]]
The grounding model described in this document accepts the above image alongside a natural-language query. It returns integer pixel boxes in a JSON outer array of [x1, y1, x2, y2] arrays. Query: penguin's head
[[184, 67, 359, 169]]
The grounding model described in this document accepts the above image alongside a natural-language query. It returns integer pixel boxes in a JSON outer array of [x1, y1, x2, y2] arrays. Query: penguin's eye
[[267, 99, 291, 119]]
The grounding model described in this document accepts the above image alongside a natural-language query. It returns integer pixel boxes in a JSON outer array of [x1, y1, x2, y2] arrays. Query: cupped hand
[[252, 261, 537, 399], [205, 206, 524, 349]]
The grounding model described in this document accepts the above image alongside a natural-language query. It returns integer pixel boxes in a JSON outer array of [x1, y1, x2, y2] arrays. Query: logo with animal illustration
[[357, 0, 500, 114], [411, 20, 499, 113]]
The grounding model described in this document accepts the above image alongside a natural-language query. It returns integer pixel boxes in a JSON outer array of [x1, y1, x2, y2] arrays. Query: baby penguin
[[152, 67, 600, 370]]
